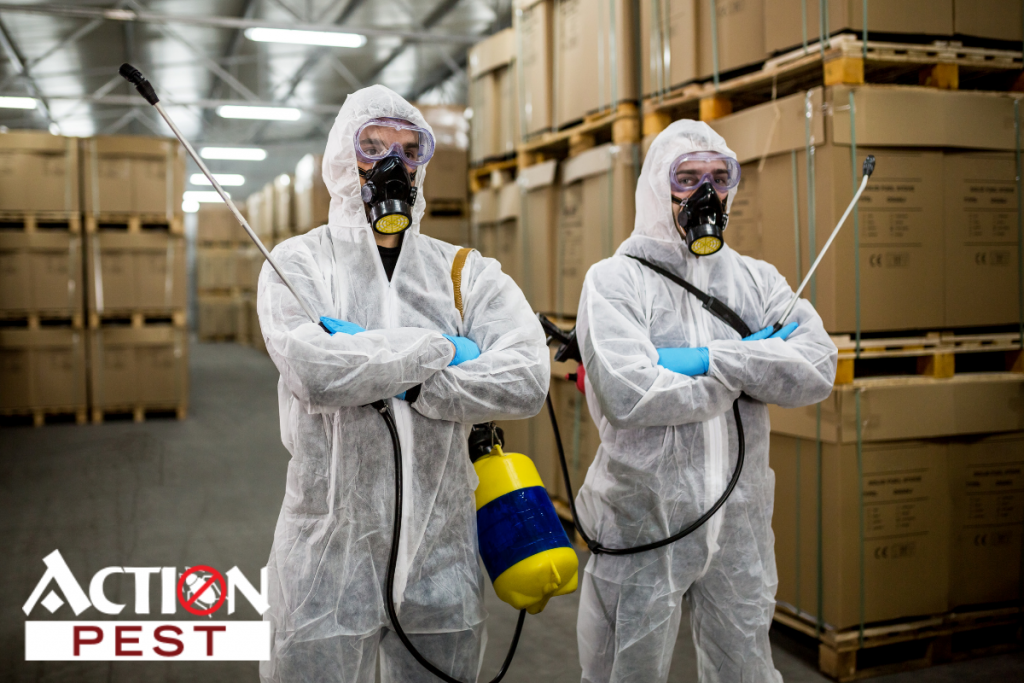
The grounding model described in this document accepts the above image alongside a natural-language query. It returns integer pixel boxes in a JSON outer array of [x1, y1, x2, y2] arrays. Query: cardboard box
[[88, 326, 188, 409], [196, 204, 244, 243], [765, 0, 955, 56], [955, 0, 1022, 42], [768, 373, 1024, 444], [555, 0, 637, 128], [469, 29, 516, 163], [248, 294, 267, 354], [422, 148, 469, 203], [771, 434, 950, 628], [81, 135, 185, 216], [235, 246, 263, 292], [727, 162, 762, 259], [0, 232, 83, 317], [196, 246, 238, 291], [699, 0, 766, 80], [469, 72, 499, 164], [640, 0, 697, 96], [273, 174, 294, 236], [557, 143, 636, 317], [246, 192, 271, 239], [0, 328, 86, 411], [197, 293, 239, 340], [417, 104, 469, 150], [712, 85, 1020, 333], [469, 28, 516, 78], [517, 0, 555, 137], [85, 233, 187, 313], [948, 432, 1024, 609], [0, 131, 79, 213], [944, 152, 1019, 327], [494, 183, 522, 283], [294, 154, 330, 233], [519, 160, 559, 313], [420, 216, 470, 245], [550, 375, 600, 502]]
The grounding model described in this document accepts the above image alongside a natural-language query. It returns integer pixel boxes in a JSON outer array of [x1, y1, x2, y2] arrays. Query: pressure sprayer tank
[[470, 426, 578, 614]]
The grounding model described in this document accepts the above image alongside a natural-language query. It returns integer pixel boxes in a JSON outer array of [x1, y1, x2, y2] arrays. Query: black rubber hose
[[547, 394, 745, 556], [373, 400, 526, 683]]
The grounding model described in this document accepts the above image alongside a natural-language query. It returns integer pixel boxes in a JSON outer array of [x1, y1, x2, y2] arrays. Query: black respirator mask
[[359, 153, 418, 235], [672, 182, 728, 257]]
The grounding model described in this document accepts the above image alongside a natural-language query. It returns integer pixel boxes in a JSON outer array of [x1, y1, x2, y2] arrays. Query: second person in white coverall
[[573, 120, 838, 682], [256, 85, 549, 683]]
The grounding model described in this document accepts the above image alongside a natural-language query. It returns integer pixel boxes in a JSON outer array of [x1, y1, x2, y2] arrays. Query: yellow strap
[[451, 247, 472, 319]]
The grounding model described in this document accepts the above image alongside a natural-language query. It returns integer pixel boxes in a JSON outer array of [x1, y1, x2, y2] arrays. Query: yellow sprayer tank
[[473, 443, 578, 614]]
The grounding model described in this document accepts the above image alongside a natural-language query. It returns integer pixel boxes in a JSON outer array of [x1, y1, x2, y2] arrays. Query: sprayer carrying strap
[[625, 255, 752, 338], [451, 247, 474, 320]]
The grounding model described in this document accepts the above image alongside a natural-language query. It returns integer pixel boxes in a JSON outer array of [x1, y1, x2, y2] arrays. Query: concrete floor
[[2, 342, 1021, 682]]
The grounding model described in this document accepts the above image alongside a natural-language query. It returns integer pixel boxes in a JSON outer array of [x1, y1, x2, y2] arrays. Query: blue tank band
[[476, 486, 572, 581]]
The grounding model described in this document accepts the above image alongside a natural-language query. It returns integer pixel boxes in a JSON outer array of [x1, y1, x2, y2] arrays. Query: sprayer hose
[[546, 394, 745, 556], [373, 400, 526, 683]]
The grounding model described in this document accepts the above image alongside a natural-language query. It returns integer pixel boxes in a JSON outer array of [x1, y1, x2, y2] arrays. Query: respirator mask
[[354, 118, 435, 235], [669, 152, 741, 257]]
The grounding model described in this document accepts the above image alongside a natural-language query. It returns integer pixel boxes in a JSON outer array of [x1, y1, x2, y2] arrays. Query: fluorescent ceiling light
[[183, 190, 228, 203], [182, 198, 200, 213], [245, 27, 366, 48], [190, 173, 245, 187], [217, 105, 301, 121], [0, 96, 38, 109], [200, 147, 266, 161]]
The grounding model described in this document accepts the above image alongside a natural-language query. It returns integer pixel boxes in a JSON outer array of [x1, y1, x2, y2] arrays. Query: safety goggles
[[353, 118, 435, 167], [668, 152, 741, 195]]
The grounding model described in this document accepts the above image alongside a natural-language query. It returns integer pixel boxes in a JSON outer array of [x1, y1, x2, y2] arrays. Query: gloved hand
[[442, 334, 480, 366], [320, 316, 366, 335], [656, 347, 709, 376], [743, 322, 799, 341]]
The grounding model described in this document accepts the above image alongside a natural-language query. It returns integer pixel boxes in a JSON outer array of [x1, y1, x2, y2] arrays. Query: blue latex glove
[[442, 334, 480, 366], [320, 316, 366, 335], [743, 322, 799, 341], [395, 390, 408, 400], [656, 347, 709, 376]]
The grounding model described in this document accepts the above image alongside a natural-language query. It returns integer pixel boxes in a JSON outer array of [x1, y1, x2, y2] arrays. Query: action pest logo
[[22, 550, 271, 661]]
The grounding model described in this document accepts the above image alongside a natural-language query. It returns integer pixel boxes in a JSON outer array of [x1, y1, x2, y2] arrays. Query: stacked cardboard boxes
[[469, 29, 519, 163], [273, 174, 295, 241], [0, 130, 87, 425], [294, 154, 330, 234], [419, 107, 470, 246], [79, 134, 188, 422], [195, 204, 260, 345]]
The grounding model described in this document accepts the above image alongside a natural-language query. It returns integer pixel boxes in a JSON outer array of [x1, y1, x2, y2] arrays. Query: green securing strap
[[791, 150, 803, 283]]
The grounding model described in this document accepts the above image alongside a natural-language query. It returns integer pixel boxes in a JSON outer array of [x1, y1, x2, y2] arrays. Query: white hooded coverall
[[256, 85, 549, 683], [574, 121, 838, 682]]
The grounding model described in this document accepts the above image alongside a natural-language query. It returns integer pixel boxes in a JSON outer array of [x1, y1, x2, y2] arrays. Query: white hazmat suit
[[574, 121, 837, 682], [256, 85, 549, 683]]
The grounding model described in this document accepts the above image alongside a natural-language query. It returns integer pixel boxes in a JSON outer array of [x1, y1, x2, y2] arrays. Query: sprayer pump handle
[[119, 63, 160, 105], [862, 154, 876, 178]]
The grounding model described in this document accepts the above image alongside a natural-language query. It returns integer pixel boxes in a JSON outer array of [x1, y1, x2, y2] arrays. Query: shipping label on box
[[944, 152, 1019, 327]]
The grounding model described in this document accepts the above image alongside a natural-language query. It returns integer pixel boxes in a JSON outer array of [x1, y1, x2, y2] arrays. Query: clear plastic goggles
[[353, 118, 435, 167], [669, 152, 741, 194]]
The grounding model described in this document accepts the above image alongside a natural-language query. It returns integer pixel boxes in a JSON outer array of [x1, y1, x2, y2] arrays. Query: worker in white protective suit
[[573, 120, 837, 682], [256, 85, 549, 683]]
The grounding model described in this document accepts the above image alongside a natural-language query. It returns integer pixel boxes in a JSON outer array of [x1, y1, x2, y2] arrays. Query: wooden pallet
[[0, 406, 88, 427], [91, 403, 187, 424], [88, 309, 187, 330], [832, 330, 1022, 384], [518, 102, 640, 164], [424, 198, 468, 218], [0, 210, 81, 233], [0, 311, 84, 329], [85, 213, 184, 235], [644, 35, 1023, 123], [469, 158, 518, 193], [774, 604, 1023, 681]]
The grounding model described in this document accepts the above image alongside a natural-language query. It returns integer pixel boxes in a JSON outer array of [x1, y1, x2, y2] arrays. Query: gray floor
[[2, 343, 1021, 682]]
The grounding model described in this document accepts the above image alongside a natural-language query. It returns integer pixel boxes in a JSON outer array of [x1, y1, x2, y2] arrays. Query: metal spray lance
[[773, 154, 876, 331]]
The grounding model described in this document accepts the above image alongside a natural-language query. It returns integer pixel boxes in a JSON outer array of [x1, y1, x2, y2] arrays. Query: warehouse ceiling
[[0, 0, 509, 193]]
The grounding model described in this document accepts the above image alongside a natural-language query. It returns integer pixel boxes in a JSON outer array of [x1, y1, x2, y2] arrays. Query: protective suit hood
[[322, 84, 431, 232], [633, 119, 738, 245]]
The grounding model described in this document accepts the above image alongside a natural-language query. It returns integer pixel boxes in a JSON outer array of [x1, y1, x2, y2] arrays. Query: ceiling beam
[[0, 3, 480, 44], [0, 16, 56, 125], [360, 0, 465, 84]]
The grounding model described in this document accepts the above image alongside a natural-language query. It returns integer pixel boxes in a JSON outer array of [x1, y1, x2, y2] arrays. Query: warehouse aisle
[[2, 343, 1021, 682]]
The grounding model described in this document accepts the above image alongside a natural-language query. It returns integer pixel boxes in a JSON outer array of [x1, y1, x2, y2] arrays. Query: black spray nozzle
[[537, 314, 582, 364], [119, 63, 159, 105], [862, 154, 876, 178]]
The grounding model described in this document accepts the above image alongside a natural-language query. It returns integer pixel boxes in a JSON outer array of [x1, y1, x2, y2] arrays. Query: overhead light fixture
[[217, 105, 301, 121], [244, 27, 366, 48], [0, 96, 38, 109], [190, 173, 245, 187], [199, 147, 267, 161]]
